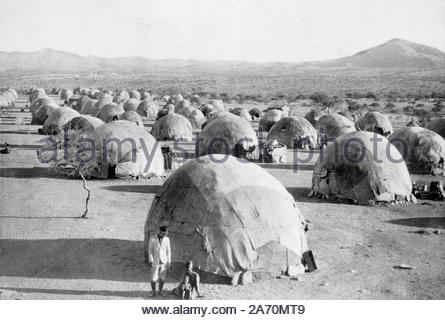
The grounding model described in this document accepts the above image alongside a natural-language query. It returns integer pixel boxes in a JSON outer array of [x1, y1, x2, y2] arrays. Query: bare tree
[[38, 129, 98, 218]]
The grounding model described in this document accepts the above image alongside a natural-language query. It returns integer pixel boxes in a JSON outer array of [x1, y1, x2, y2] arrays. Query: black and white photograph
[[0, 0, 444, 312]]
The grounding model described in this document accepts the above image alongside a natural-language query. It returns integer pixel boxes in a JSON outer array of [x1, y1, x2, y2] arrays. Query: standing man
[[148, 225, 171, 297]]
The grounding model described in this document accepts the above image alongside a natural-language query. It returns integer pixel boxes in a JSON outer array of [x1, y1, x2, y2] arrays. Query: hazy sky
[[0, 0, 444, 62]]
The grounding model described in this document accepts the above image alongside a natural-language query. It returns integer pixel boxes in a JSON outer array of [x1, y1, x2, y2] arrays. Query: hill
[[329, 39, 445, 68], [1, 39, 444, 74]]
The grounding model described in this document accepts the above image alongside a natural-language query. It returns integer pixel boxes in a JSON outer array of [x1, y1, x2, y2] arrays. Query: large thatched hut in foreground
[[144, 155, 308, 279]]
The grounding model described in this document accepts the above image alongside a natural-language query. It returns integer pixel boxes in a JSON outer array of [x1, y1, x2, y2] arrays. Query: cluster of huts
[[20, 87, 445, 281]]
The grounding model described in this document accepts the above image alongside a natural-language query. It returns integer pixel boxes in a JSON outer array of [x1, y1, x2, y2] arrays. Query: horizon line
[[1, 38, 442, 65]]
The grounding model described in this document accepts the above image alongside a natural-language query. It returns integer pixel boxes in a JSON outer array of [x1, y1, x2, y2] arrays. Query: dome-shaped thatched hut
[[259, 109, 283, 132], [80, 98, 99, 115], [356, 112, 393, 136], [119, 111, 144, 127], [198, 112, 258, 159], [91, 120, 164, 179], [41, 107, 80, 135], [144, 155, 308, 279], [30, 96, 58, 116], [304, 108, 325, 126], [113, 90, 130, 103], [311, 131, 415, 204], [59, 88, 73, 102], [151, 112, 193, 141], [96, 103, 125, 123], [123, 98, 141, 112], [267, 116, 318, 149], [249, 108, 263, 120], [316, 113, 356, 141], [129, 90, 141, 100], [136, 100, 159, 118], [72, 95, 91, 112], [31, 104, 60, 125], [63, 115, 104, 132], [230, 107, 252, 122], [388, 127, 445, 175]]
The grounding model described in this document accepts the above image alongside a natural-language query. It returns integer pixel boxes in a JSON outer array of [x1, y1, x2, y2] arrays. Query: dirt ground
[[0, 98, 444, 300]]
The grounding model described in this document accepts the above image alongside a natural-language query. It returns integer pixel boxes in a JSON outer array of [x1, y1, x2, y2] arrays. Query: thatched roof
[[94, 93, 113, 111], [139, 90, 151, 101], [73, 95, 91, 112], [316, 113, 356, 141], [388, 127, 445, 175], [356, 112, 393, 136], [426, 119, 445, 139], [41, 107, 80, 135], [144, 155, 308, 278], [29, 88, 46, 103], [129, 90, 141, 100], [59, 88, 73, 101], [175, 99, 192, 113], [210, 99, 226, 112], [80, 98, 99, 115], [137, 100, 159, 118], [304, 108, 325, 126], [312, 131, 414, 204], [177, 103, 195, 118], [119, 111, 144, 127], [7, 88, 18, 99], [230, 107, 251, 122], [123, 98, 141, 112], [188, 109, 206, 129], [96, 103, 125, 123], [63, 115, 104, 132], [31, 104, 60, 125], [249, 108, 263, 119], [156, 104, 175, 120], [176, 105, 206, 129], [90, 120, 164, 178], [112, 90, 130, 103], [30, 96, 58, 116], [267, 116, 318, 149], [259, 109, 283, 132], [198, 112, 258, 159], [151, 113, 193, 141]]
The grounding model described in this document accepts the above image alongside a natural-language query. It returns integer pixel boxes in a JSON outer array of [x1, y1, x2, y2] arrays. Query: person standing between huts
[[148, 225, 171, 297]]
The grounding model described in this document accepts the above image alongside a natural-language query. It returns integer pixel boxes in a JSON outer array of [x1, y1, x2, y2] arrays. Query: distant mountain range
[[0, 39, 444, 74]]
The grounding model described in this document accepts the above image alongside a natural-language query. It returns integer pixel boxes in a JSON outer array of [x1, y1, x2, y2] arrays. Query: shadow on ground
[[286, 186, 354, 205], [0, 287, 154, 299], [0, 286, 187, 299], [0, 238, 228, 285], [387, 217, 445, 229], [103, 185, 162, 194], [0, 167, 62, 179], [258, 163, 314, 171]]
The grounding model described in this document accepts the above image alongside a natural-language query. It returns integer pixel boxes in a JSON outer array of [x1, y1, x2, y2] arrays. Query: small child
[[179, 260, 201, 300]]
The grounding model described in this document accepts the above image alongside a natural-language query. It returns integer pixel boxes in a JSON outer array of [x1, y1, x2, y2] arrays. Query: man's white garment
[[148, 235, 171, 265]]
